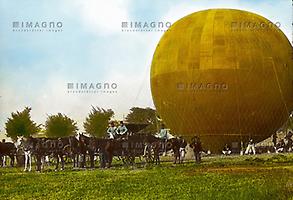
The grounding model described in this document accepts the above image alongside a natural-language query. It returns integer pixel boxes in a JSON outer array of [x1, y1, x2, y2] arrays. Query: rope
[[270, 57, 290, 116], [235, 60, 242, 140], [270, 57, 291, 135], [132, 62, 150, 106]]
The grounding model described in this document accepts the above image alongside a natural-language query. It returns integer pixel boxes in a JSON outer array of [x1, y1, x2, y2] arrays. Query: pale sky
[[0, 0, 291, 134]]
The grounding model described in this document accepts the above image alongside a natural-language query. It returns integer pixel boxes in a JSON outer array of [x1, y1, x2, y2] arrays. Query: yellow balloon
[[151, 9, 293, 152]]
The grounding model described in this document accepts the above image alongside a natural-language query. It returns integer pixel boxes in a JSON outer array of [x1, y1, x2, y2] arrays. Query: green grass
[[0, 154, 293, 200]]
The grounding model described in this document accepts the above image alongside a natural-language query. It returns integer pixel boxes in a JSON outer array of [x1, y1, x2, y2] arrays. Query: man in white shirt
[[159, 124, 168, 156], [106, 122, 117, 139], [159, 124, 168, 140], [116, 121, 128, 137]]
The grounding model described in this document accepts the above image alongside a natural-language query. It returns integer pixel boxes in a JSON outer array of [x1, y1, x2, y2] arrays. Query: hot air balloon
[[150, 9, 293, 152]]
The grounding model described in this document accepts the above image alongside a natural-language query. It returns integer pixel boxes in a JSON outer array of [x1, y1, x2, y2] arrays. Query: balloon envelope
[[150, 9, 293, 152]]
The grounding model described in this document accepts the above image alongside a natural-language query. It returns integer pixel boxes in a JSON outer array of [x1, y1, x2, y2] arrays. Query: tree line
[[4, 106, 158, 140]]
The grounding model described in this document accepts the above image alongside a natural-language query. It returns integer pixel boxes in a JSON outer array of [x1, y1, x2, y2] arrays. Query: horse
[[67, 136, 80, 168], [95, 138, 112, 168], [104, 138, 123, 168], [17, 136, 79, 171], [78, 133, 119, 168], [78, 133, 99, 168], [41, 136, 80, 170], [166, 138, 181, 164], [0, 141, 16, 167], [16, 136, 40, 171]]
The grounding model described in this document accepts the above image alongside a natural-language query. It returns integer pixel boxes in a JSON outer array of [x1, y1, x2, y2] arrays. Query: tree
[[83, 107, 114, 137], [125, 107, 158, 133], [5, 107, 40, 140], [45, 113, 78, 138]]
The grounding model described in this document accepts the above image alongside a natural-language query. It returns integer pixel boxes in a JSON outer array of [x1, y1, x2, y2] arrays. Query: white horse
[[16, 137, 33, 172]]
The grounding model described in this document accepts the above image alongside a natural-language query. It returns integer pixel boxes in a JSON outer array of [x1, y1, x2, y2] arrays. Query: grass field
[[0, 154, 293, 200]]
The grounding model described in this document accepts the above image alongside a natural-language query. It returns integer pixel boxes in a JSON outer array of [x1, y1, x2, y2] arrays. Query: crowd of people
[[272, 132, 293, 153], [221, 132, 293, 156]]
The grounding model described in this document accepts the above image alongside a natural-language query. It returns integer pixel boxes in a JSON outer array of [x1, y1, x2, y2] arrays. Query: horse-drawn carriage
[[78, 123, 165, 168], [1, 123, 187, 171]]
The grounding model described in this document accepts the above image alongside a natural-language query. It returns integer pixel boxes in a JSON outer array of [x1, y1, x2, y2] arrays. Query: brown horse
[[104, 138, 132, 168], [0, 141, 16, 167], [78, 134, 116, 169], [166, 138, 181, 164], [78, 134, 97, 168]]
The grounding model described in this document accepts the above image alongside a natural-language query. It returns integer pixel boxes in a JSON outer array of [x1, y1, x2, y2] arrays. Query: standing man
[[116, 121, 128, 138], [107, 122, 117, 139], [245, 138, 256, 155], [159, 124, 168, 156], [178, 136, 187, 163], [190, 136, 202, 163]]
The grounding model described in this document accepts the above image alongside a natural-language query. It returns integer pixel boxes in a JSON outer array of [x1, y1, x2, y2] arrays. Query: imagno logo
[[230, 21, 281, 32], [121, 21, 171, 32], [67, 82, 118, 94], [12, 21, 63, 32], [176, 82, 229, 92]]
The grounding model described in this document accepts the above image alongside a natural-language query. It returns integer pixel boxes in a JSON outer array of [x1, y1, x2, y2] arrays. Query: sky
[[0, 0, 292, 134]]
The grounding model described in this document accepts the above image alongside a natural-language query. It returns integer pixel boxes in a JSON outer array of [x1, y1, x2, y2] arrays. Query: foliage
[[125, 107, 158, 134], [83, 107, 114, 137], [5, 107, 40, 140], [45, 113, 78, 138]]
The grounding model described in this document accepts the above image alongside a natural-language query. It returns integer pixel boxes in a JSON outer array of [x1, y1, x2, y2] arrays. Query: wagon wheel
[[144, 148, 155, 164]]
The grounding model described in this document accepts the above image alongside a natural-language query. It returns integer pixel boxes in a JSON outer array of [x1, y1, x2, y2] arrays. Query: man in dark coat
[[189, 136, 202, 163]]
